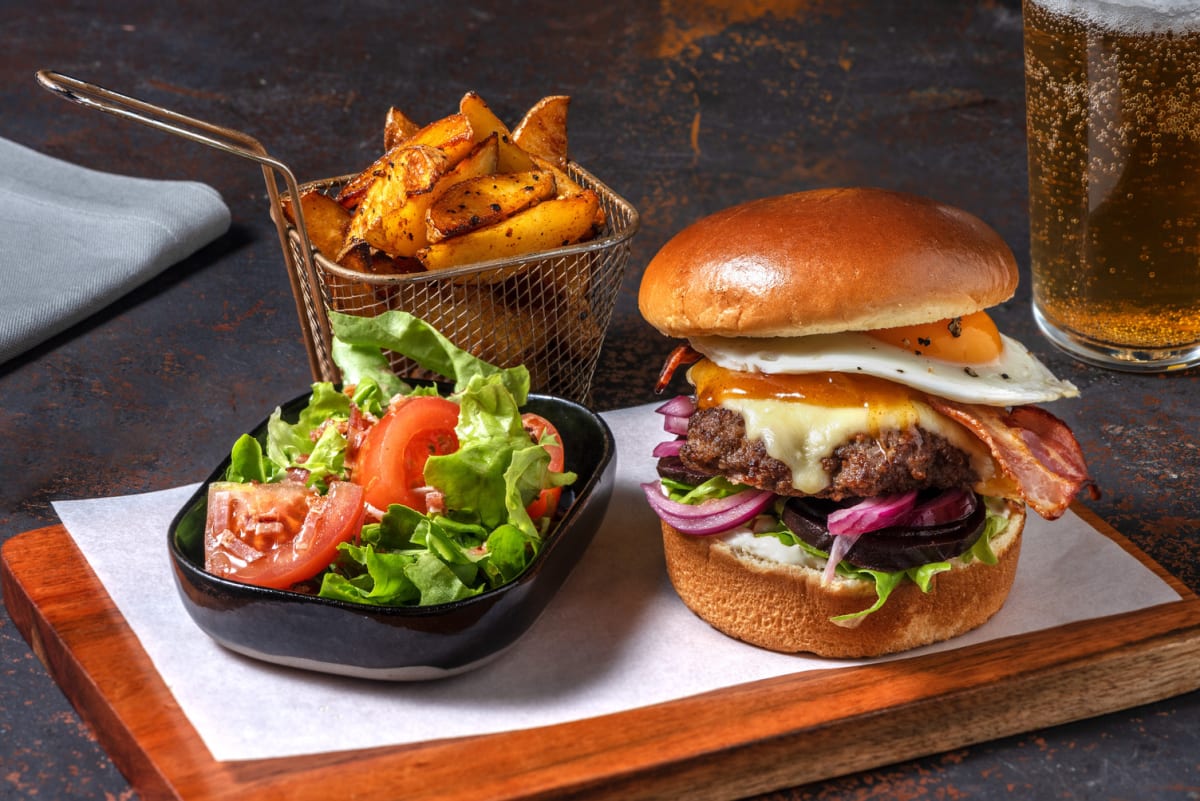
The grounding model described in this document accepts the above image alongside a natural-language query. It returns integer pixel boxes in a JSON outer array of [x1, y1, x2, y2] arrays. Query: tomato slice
[[522, 412, 565, 522], [204, 480, 365, 590], [353, 395, 460, 512]]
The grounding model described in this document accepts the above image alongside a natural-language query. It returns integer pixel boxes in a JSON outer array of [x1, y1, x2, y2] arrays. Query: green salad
[[202, 310, 575, 606]]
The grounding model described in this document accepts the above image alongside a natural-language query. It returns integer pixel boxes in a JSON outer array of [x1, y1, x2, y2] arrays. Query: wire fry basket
[[278, 166, 638, 403], [37, 71, 640, 404]]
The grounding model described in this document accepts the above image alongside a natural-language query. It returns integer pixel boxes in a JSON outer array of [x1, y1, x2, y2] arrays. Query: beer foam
[[1031, 0, 1200, 33]]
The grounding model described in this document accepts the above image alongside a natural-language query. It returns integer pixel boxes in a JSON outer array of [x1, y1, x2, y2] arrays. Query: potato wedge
[[444, 132, 500, 185], [335, 239, 421, 276], [383, 106, 421, 151], [416, 190, 601, 272], [529, 154, 608, 234], [459, 91, 535, 173], [337, 112, 476, 209], [350, 132, 508, 259], [337, 148, 395, 210], [347, 145, 450, 257], [529, 154, 585, 197], [512, 95, 570, 169], [280, 190, 352, 260], [333, 239, 376, 275], [427, 170, 556, 243], [408, 112, 476, 164]]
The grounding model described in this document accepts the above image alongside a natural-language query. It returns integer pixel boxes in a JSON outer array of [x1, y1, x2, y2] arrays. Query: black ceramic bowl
[[168, 390, 615, 680]]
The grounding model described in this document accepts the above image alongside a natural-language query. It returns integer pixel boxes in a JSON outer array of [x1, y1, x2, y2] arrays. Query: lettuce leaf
[[321, 502, 511, 606], [662, 474, 751, 504], [225, 433, 281, 484], [424, 373, 575, 537], [328, 309, 530, 401]]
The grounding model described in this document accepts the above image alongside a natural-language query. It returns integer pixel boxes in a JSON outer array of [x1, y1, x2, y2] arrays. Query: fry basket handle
[[35, 69, 329, 380]]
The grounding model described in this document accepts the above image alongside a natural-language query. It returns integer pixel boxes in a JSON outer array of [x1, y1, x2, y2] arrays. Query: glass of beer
[[1023, 0, 1200, 371]]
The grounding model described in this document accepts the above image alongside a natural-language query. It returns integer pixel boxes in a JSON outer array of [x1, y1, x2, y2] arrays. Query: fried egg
[[690, 311, 1078, 406]]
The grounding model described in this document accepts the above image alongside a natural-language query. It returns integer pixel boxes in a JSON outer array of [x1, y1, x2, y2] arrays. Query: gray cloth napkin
[[0, 136, 231, 365]]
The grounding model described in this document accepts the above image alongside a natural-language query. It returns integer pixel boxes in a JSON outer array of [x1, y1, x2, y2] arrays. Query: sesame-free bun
[[659, 502, 1025, 658], [638, 188, 1019, 338]]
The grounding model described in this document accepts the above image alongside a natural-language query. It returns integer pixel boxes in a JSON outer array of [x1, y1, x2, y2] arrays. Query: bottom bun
[[660, 502, 1025, 658]]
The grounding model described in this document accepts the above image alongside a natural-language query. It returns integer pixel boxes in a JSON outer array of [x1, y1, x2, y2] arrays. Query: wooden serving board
[[4, 512, 1200, 801]]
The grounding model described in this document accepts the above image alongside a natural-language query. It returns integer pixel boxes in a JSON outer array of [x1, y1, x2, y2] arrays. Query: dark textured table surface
[[2, 1, 1197, 799]]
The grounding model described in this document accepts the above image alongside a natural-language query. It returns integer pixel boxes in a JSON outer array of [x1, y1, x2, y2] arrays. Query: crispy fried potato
[[406, 112, 476, 164], [383, 106, 421, 151], [348, 133, 505, 259], [443, 132, 500, 185], [335, 240, 422, 276], [529, 154, 607, 232], [512, 95, 570, 169], [335, 239, 374, 273], [427, 170, 556, 243], [320, 239, 423, 312], [347, 145, 450, 257], [459, 91, 535, 173], [416, 190, 600, 272], [336, 93, 601, 281], [337, 112, 476, 209], [280, 190, 352, 259], [336, 146, 398, 210], [315, 91, 621, 396], [529, 154, 585, 196]]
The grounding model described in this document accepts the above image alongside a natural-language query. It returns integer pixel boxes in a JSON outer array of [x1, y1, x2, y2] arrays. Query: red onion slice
[[823, 530, 863, 584], [662, 415, 690, 436], [652, 439, 684, 458], [655, 395, 695, 436], [655, 395, 696, 418], [640, 481, 764, 518], [827, 491, 919, 536], [906, 488, 977, 527], [641, 481, 775, 536]]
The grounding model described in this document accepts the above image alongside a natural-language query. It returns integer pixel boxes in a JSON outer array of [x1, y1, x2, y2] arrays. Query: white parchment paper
[[52, 403, 1181, 762]]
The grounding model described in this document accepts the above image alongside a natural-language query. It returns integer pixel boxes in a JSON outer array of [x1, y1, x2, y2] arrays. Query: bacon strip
[[655, 344, 703, 393], [926, 397, 1096, 520], [342, 403, 374, 478]]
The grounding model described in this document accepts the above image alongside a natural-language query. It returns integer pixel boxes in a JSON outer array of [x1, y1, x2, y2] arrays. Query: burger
[[637, 188, 1094, 658]]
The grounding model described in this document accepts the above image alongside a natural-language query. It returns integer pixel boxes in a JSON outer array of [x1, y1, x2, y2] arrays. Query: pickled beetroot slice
[[782, 492, 988, 573]]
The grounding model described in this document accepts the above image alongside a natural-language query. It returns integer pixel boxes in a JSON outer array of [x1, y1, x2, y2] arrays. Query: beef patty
[[670, 406, 978, 501]]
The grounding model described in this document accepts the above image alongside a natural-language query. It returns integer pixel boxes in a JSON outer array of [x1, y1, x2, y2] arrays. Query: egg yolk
[[867, 311, 1003, 364], [690, 359, 920, 409]]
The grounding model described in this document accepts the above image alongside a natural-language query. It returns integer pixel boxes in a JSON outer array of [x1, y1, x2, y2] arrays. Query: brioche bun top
[[638, 188, 1019, 338]]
